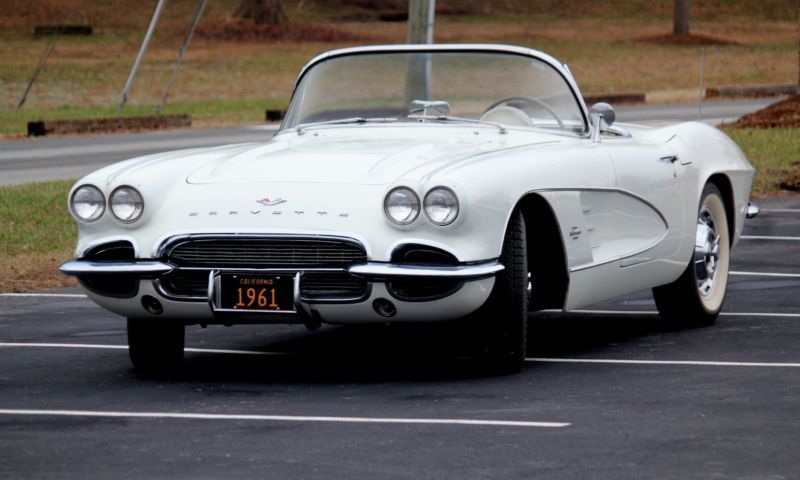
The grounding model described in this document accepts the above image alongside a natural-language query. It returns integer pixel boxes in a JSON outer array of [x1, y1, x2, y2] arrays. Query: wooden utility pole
[[235, 0, 286, 25], [674, 0, 689, 36]]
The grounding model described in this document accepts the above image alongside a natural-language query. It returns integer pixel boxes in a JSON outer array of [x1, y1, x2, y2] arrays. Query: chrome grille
[[159, 236, 369, 301], [161, 270, 208, 297], [159, 270, 367, 300], [301, 272, 368, 299], [165, 236, 367, 268]]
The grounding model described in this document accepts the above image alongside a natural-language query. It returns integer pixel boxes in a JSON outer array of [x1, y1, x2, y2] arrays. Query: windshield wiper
[[295, 117, 397, 134], [407, 114, 508, 134]]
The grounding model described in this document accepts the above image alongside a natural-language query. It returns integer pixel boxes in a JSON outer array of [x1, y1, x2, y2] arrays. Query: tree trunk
[[673, 0, 689, 36], [235, 0, 286, 25]]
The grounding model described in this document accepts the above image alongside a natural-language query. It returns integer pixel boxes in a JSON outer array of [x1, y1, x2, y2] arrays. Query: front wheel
[[653, 183, 730, 326], [470, 209, 529, 373], [127, 318, 185, 374]]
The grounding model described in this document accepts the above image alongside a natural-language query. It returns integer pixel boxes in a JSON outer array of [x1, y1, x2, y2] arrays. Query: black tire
[[471, 209, 529, 373], [653, 183, 730, 326], [127, 318, 185, 374]]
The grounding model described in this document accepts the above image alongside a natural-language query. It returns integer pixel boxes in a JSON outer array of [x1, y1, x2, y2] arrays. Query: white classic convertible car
[[61, 44, 758, 374]]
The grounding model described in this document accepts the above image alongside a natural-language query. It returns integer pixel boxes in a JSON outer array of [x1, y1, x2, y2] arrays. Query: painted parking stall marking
[[0, 409, 569, 428], [0, 342, 288, 356], [3, 343, 800, 368], [0, 293, 88, 298], [526, 358, 800, 368], [741, 235, 800, 241]]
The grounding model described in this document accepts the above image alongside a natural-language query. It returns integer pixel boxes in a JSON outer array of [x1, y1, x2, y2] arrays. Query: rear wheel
[[471, 209, 529, 373], [127, 318, 185, 374], [653, 183, 730, 326]]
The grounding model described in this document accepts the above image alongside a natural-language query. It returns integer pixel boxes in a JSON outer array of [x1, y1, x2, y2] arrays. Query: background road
[[1, 195, 799, 479], [0, 99, 776, 186]]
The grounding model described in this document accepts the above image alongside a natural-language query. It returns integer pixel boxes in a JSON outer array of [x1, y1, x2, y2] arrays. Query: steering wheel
[[482, 96, 564, 129]]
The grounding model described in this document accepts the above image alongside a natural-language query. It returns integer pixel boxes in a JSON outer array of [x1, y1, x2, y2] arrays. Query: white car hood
[[184, 125, 565, 185]]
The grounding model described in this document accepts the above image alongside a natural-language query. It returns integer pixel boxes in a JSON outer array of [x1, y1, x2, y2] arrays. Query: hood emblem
[[256, 196, 286, 207]]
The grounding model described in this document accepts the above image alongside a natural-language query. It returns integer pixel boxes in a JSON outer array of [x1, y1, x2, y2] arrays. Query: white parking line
[[741, 235, 800, 241], [0, 293, 88, 298], [542, 309, 800, 318], [0, 342, 286, 356], [4, 342, 800, 367], [0, 409, 569, 428], [526, 358, 800, 368], [730, 271, 800, 278]]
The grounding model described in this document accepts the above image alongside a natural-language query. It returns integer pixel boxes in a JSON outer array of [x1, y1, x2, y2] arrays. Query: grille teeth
[[167, 238, 367, 268], [161, 271, 367, 300]]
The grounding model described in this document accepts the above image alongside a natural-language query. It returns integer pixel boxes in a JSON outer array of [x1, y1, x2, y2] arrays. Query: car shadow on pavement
[[141, 312, 697, 383]]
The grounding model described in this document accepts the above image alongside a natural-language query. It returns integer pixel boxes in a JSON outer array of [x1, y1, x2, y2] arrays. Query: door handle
[[659, 155, 679, 164]]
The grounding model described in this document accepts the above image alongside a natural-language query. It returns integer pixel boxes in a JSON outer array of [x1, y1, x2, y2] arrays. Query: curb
[[583, 93, 646, 105], [27, 114, 191, 137], [586, 83, 798, 106], [706, 84, 800, 99]]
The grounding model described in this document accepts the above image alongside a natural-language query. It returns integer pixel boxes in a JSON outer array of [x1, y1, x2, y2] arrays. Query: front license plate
[[218, 274, 296, 313]]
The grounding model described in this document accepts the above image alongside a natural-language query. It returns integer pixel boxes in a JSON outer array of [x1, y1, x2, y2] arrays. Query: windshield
[[282, 50, 587, 133]]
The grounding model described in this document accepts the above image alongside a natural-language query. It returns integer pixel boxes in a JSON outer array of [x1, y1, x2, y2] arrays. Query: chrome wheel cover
[[694, 207, 721, 297]]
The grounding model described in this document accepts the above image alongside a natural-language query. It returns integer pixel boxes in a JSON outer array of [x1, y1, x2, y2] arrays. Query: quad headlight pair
[[384, 186, 459, 226], [70, 185, 144, 223]]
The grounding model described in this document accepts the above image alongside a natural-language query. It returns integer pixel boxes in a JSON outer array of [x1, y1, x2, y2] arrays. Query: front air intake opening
[[390, 244, 458, 266], [78, 240, 138, 298], [388, 244, 462, 301], [84, 240, 135, 261]]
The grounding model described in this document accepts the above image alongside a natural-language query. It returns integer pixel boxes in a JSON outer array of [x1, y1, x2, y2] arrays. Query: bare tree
[[674, 0, 689, 36], [235, 0, 287, 25]]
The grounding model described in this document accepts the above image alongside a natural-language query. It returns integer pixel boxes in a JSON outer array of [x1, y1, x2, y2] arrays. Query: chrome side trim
[[746, 202, 760, 219], [59, 260, 173, 276], [347, 260, 503, 279]]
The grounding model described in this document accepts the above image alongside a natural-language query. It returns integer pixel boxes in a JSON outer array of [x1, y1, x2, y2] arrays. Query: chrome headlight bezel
[[384, 187, 421, 226], [69, 184, 106, 223], [423, 186, 459, 226], [109, 185, 145, 224]]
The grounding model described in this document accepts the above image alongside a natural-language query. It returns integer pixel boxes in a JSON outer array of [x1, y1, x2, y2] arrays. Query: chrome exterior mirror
[[410, 100, 451, 117], [589, 102, 616, 143], [589, 102, 616, 127]]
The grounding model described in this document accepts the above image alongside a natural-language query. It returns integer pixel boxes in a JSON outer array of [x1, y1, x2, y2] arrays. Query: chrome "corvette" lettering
[[188, 211, 350, 217]]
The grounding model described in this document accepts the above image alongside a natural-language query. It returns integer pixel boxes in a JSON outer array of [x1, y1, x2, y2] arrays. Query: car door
[[558, 133, 690, 310], [603, 134, 688, 269]]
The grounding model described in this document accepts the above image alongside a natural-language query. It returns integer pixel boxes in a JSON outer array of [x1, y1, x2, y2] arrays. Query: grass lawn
[[725, 128, 800, 196], [0, 180, 76, 292], [1, 126, 796, 292]]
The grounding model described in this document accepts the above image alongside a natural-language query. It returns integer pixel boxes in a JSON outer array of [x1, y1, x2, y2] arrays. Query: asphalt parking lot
[[1, 196, 799, 479]]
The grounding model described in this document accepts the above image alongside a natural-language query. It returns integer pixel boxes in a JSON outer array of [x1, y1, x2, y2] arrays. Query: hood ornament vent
[[256, 197, 286, 207]]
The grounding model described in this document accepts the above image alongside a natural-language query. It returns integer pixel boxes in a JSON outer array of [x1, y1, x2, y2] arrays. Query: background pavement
[[0, 98, 778, 186], [1, 196, 799, 479]]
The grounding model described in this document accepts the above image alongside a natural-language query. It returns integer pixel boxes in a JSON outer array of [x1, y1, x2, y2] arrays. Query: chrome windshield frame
[[278, 44, 590, 137]]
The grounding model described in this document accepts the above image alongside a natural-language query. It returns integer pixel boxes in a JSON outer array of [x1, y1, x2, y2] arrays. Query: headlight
[[424, 187, 459, 225], [70, 185, 105, 222], [109, 186, 144, 223], [384, 187, 420, 225]]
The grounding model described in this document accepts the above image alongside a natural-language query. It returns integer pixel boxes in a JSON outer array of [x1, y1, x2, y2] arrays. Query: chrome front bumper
[[746, 202, 760, 219], [60, 259, 501, 324], [59, 259, 504, 280]]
